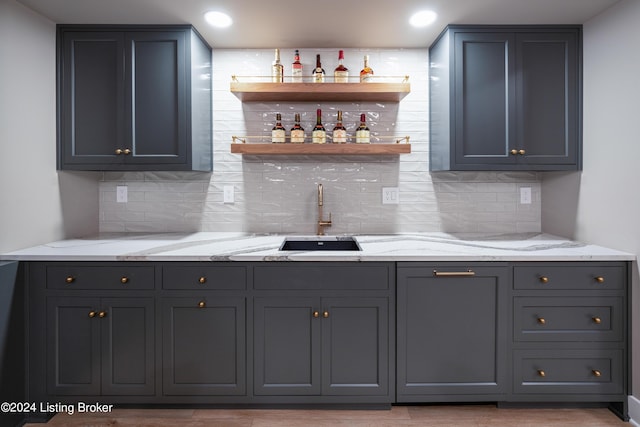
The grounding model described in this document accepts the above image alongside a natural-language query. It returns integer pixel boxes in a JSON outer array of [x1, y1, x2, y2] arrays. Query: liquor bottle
[[332, 110, 347, 144], [360, 55, 374, 82], [271, 48, 283, 83], [290, 113, 305, 143], [271, 113, 286, 143], [355, 113, 370, 144], [292, 50, 303, 82], [334, 50, 349, 83], [312, 109, 326, 144], [313, 54, 325, 83]]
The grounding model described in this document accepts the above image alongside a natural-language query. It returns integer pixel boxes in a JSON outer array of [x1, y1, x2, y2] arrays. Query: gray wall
[[0, 0, 99, 253], [541, 0, 640, 412]]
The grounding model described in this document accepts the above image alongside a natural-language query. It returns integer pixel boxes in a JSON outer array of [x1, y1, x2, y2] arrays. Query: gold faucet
[[317, 183, 332, 235]]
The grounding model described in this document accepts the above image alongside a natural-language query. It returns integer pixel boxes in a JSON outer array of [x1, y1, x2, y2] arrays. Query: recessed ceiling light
[[204, 11, 232, 28], [409, 10, 437, 28]]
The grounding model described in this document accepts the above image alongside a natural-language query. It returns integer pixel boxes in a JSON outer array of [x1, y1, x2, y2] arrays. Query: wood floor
[[24, 405, 630, 426]]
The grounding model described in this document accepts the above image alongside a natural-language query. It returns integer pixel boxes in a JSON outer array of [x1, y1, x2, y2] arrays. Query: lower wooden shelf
[[230, 143, 411, 155]]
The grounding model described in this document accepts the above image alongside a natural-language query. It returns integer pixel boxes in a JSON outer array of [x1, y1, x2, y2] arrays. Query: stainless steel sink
[[279, 236, 361, 251]]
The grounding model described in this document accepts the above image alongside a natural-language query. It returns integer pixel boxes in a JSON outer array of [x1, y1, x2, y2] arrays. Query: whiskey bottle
[[360, 55, 374, 82], [355, 113, 370, 144], [271, 113, 286, 143], [271, 48, 283, 83], [290, 113, 305, 143], [332, 110, 347, 144], [334, 50, 349, 82], [313, 54, 325, 83], [292, 50, 303, 82], [312, 109, 327, 144]]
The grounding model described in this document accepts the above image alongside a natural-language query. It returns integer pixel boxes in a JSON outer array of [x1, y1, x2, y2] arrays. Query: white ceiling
[[18, 0, 620, 48]]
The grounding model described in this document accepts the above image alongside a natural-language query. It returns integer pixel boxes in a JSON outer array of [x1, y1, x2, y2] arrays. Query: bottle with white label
[[334, 50, 349, 83], [272, 48, 283, 83], [355, 113, 370, 144], [313, 54, 325, 83], [292, 50, 303, 82], [332, 110, 347, 144], [290, 113, 305, 143], [360, 55, 374, 82], [271, 113, 286, 143], [312, 109, 326, 144]]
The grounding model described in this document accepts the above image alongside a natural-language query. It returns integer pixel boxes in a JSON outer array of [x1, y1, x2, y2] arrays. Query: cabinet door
[[321, 297, 389, 396], [163, 297, 246, 395], [397, 265, 508, 398], [101, 298, 155, 395], [124, 31, 187, 166], [516, 32, 578, 167], [47, 297, 101, 395], [453, 32, 517, 167], [59, 31, 125, 166], [254, 297, 320, 395]]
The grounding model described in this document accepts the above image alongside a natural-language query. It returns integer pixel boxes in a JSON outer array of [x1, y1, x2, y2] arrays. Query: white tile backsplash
[[99, 48, 541, 234]]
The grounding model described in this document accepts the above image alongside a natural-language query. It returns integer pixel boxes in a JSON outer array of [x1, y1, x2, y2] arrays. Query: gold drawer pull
[[537, 370, 546, 377], [518, 149, 526, 155], [88, 311, 97, 318], [595, 276, 605, 283], [98, 311, 107, 318], [65, 276, 75, 284], [592, 369, 602, 377], [537, 317, 546, 325], [539, 276, 549, 284], [592, 316, 602, 324], [510, 149, 518, 155], [433, 270, 475, 277], [313, 311, 320, 318], [198, 301, 206, 308], [199, 276, 207, 284], [120, 276, 129, 284], [323, 311, 330, 318]]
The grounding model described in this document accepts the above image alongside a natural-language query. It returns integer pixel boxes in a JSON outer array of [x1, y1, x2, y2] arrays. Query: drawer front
[[514, 297, 623, 342], [254, 263, 391, 290], [514, 264, 625, 291], [513, 349, 624, 395], [46, 265, 155, 290], [163, 264, 246, 290]]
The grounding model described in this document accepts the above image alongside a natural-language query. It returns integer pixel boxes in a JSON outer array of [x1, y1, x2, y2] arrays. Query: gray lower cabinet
[[254, 296, 389, 397], [396, 263, 509, 400], [46, 296, 155, 396], [57, 25, 212, 171], [162, 296, 246, 396], [429, 25, 581, 171]]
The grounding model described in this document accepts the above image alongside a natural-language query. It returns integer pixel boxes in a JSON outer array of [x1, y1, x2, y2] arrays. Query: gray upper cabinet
[[57, 25, 212, 171], [429, 25, 581, 171]]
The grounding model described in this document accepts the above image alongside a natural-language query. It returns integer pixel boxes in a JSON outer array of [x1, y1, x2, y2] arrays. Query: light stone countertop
[[0, 232, 635, 262]]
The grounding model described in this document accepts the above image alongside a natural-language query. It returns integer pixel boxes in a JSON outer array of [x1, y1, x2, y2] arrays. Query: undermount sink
[[279, 236, 362, 251]]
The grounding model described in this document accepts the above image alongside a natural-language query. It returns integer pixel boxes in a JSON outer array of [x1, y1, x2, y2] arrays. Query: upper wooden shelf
[[230, 76, 411, 102], [231, 143, 411, 155]]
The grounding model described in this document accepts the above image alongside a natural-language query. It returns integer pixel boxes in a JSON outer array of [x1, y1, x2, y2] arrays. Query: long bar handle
[[433, 270, 476, 277]]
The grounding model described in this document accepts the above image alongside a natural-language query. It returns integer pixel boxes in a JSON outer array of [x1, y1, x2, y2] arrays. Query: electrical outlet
[[116, 185, 128, 203], [382, 187, 399, 205], [520, 187, 532, 204], [223, 185, 235, 204]]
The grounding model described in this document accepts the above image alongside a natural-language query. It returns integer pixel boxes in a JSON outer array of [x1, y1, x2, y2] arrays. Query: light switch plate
[[382, 187, 399, 205], [116, 185, 128, 203], [520, 187, 532, 204], [223, 185, 235, 204]]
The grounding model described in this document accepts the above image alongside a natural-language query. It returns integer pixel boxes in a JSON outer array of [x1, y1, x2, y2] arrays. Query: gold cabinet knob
[[518, 149, 526, 155], [198, 301, 206, 308], [98, 311, 107, 318], [65, 276, 75, 284], [595, 276, 605, 283], [313, 311, 320, 318], [323, 311, 329, 318], [592, 316, 602, 324], [115, 148, 132, 155], [115, 148, 123, 155], [510, 149, 518, 155], [88, 311, 97, 318], [537, 317, 546, 325], [539, 276, 549, 284], [123, 148, 131, 155], [198, 276, 207, 284], [537, 370, 546, 377], [120, 276, 129, 284], [592, 369, 602, 377]]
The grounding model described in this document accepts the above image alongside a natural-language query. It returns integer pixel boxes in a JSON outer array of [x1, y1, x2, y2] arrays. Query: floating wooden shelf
[[230, 81, 410, 102], [230, 143, 411, 155]]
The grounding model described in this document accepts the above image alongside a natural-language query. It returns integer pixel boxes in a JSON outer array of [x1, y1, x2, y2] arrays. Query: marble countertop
[[0, 232, 635, 262]]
